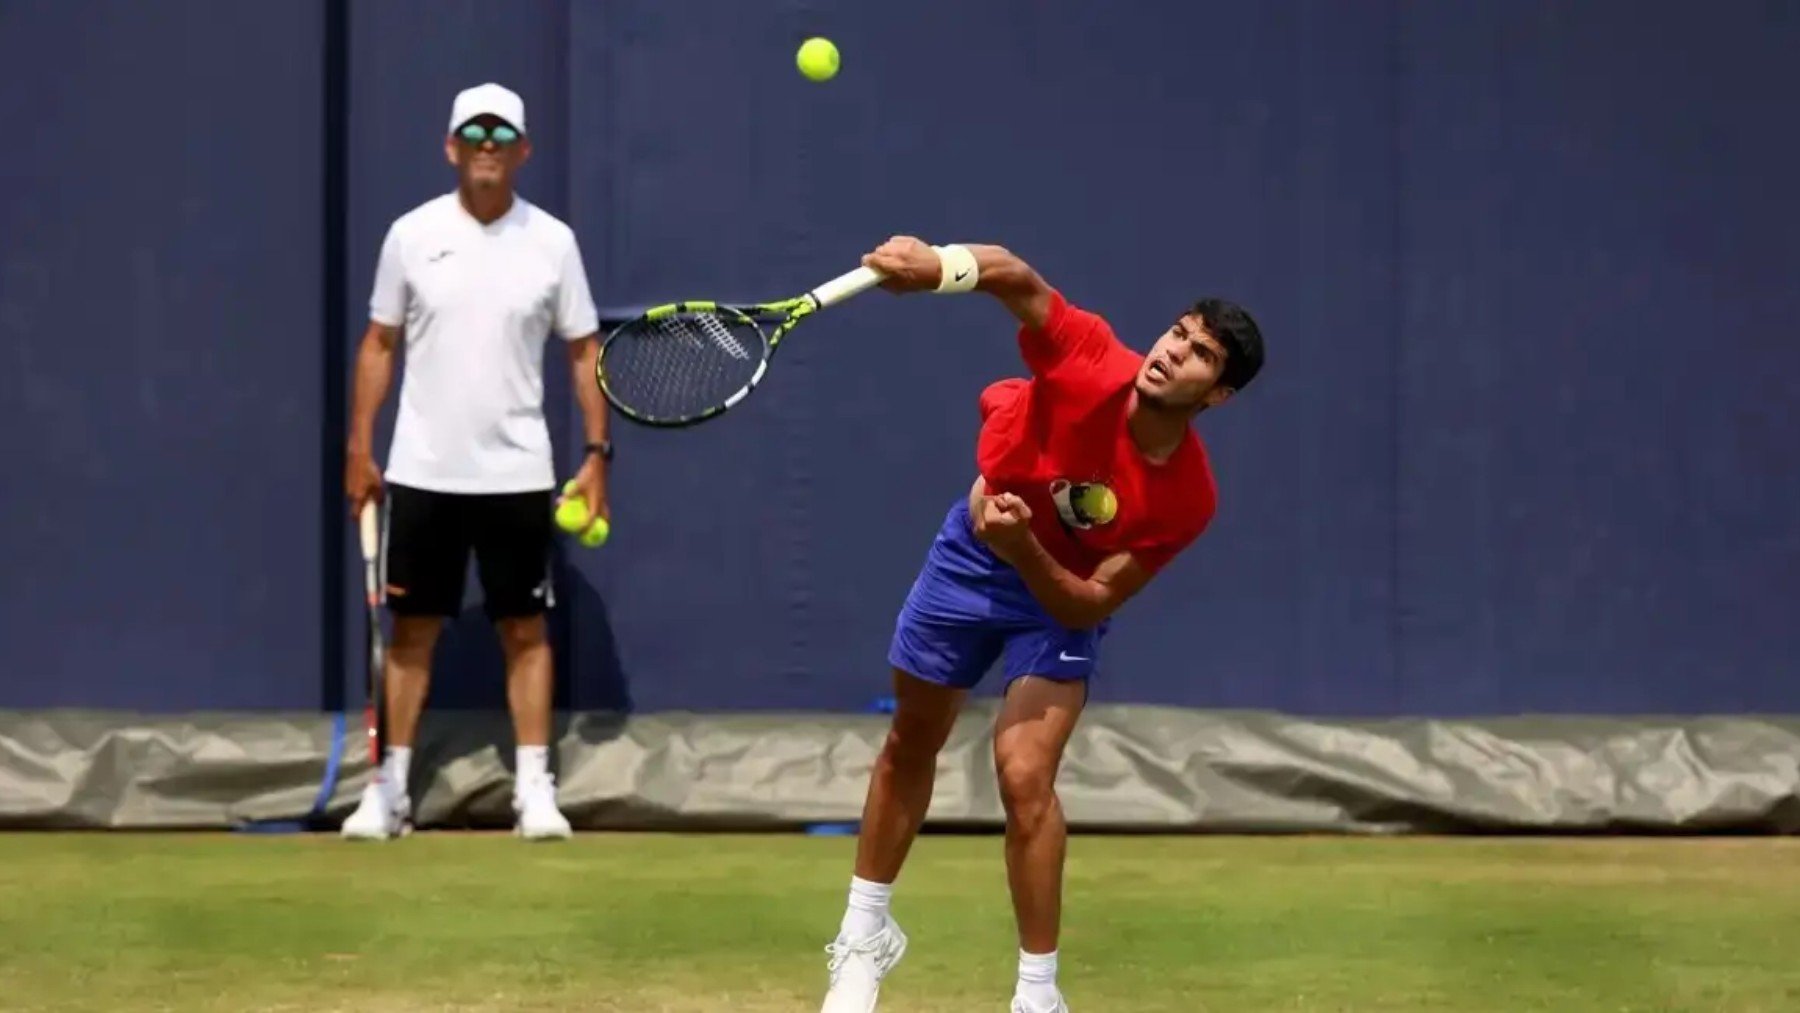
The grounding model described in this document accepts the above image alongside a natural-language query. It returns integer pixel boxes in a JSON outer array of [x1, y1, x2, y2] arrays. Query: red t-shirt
[[975, 290, 1217, 580]]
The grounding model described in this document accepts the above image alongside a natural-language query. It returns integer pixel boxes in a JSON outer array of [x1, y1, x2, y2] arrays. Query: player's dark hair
[[1192, 298, 1264, 392]]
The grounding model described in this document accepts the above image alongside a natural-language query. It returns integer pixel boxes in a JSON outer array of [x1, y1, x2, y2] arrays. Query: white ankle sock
[[517, 745, 549, 784], [383, 746, 412, 793], [840, 876, 892, 940], [1017, 949, 1059, 1008]]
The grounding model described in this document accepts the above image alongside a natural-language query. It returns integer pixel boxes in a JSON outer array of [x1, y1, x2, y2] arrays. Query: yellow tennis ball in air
[[1075, 484, 1118, 525], [580, 516, 611, 548], [796, 37, 839, 81]]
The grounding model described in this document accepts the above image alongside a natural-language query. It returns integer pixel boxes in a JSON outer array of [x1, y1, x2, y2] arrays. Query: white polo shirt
[[369, 192, 599, 494]]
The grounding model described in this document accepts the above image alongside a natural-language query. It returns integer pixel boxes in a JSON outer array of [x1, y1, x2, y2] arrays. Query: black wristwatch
[[585, 440, 614, 462]]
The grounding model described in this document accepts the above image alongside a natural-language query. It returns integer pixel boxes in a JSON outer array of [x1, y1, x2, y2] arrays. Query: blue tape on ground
[[308, 711, 347, 819], [235, 711, 347, 834], [806, 823, 859, 836]]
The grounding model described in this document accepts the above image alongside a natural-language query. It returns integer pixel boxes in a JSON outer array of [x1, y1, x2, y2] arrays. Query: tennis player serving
[[819, 236, 1264, 1013]]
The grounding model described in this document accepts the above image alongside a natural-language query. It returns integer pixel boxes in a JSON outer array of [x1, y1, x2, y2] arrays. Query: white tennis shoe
[[340, 777, 411, 840], [513, 772, 572, 840], [821, 915, 908, 1012]]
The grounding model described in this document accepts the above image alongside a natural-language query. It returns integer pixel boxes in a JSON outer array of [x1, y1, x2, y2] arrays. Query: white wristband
[[933, 244, 979, 293]]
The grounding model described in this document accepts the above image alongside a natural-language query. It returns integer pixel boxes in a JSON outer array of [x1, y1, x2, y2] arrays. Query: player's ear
[[444, 137, 459, 168], [517, 136, 533, 166]]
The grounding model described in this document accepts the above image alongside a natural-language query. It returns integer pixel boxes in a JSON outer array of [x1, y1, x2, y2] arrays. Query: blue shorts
[[888, 501, 1110, 690]]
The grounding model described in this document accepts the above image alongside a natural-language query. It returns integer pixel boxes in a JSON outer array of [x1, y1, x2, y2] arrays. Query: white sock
[[1017, 949, 1059, 1008], [517, 745, 549, 784], [383, 746, 412, 794], [840, 876, 893, 940]]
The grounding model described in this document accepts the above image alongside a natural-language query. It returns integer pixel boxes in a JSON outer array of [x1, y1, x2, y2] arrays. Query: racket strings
[[602, 310, 768, 421]]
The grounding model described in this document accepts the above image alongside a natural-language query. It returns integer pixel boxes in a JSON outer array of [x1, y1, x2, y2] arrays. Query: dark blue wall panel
[[0, 0, 325, 710], [1395, 1, 1800, 714], [3, 0, 1796, 717]]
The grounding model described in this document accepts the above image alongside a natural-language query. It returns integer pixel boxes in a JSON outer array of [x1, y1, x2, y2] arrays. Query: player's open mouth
[[1146, 359, 1171, 382]]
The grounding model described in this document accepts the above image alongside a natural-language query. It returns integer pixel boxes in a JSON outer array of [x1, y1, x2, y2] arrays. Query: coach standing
[[340, 83, 610, 841]]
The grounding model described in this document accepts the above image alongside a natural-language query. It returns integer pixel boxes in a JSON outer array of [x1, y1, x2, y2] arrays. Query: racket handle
[[810, 266, 885, 309], [358, 501, 380, 565]]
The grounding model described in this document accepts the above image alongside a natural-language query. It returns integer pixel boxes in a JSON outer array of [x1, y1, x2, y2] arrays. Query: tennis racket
[[356, 500, 387, 770], [596, 264, 885, 427]]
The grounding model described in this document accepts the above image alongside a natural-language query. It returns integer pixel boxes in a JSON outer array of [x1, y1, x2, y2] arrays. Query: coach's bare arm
[[345, 321, 400, 516], [861, 236, 1054, 329]]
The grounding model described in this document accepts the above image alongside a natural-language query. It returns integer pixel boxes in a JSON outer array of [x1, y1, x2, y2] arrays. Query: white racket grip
[[358, 501, 380, 565], [810, 265, 884, 309]]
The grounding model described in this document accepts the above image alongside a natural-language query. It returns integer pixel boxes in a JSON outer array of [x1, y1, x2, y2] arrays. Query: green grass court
[[3, 833, 1796, 1011]]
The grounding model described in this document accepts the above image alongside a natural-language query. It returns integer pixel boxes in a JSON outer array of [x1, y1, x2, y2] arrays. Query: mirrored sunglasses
[[457, 123, 520, 146]]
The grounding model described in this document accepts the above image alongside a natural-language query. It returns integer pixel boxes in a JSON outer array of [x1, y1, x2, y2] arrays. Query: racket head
[[597, 301, 780, 427]]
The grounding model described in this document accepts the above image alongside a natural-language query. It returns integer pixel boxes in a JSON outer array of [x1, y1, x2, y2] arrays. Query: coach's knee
[[996, 749, 1059, 832], [495, 615, 548, 657], [390, 616, 443, 665]]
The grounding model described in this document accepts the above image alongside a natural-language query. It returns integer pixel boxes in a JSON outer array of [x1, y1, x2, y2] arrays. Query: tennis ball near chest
[[1073, 484, 1118, 525], [796, 37, 839, 81]]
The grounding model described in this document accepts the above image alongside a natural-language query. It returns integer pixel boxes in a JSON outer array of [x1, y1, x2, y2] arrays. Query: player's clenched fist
[[861, 235, 943, 293], [974, 492, 1035, 563]]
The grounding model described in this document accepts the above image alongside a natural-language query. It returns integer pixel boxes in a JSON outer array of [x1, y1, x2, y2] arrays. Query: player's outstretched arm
[[861, 236, 1054, 329]]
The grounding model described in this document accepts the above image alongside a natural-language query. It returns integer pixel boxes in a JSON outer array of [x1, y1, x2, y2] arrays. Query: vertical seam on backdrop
[[779, 0, 822, 692], [553, 0, 573, 702], [320, 0, 350, 715], [1388, 0, 1406, 707]]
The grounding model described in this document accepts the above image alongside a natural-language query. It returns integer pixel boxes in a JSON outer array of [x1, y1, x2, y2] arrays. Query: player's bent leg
[[994, 674, 1086, 1013], [821, 669, 963, 1013], [823, 501, 1002, 1011], [854, 668, 967, 885]]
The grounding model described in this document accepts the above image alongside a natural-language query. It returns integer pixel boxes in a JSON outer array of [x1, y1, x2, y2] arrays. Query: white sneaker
[[513, 773, 573, 840], [340, 778, 410, 840], [1011, 998, 1069, 1013], [821, 916, 908, 1012]]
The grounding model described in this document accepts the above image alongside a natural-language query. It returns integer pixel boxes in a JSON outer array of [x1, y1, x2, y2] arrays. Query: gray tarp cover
[[2, 706, 1796, 832]]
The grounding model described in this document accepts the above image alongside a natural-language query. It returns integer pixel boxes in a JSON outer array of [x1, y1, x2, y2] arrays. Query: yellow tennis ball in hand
[[555, 487, 591, 534], [796, 37, 839, 81], [580, 516, 610, 548]]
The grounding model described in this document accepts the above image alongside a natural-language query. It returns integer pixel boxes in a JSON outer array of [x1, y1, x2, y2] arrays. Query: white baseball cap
[[448, 82, 526, 134]]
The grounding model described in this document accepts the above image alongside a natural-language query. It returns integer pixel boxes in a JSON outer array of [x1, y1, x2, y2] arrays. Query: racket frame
[[357, 501, 386, 770], [596, 265, 884, 428]]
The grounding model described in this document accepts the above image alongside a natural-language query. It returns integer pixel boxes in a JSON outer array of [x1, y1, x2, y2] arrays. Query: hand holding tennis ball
[[797, 37, 839, 81], [556, 480, 611, 548]]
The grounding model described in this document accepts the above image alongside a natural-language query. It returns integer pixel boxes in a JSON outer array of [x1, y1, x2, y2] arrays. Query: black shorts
[[382, 483, 554, 620]]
